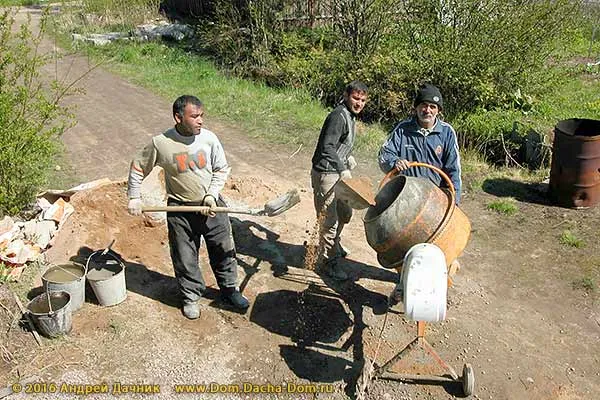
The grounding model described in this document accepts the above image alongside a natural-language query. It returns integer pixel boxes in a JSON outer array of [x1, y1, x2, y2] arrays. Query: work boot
[[182, 301, 200, 320], [325, 259, 348, 281], [222, 289, 250, 310], [336, 242, 351, 258]]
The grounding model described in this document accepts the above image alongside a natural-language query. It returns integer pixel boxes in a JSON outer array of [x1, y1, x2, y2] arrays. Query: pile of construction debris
[[71, 21, 194, 46], [0, 179, 113, 281]]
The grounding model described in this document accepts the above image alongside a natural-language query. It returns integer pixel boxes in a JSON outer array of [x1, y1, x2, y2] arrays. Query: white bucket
[[86, 251, 127, 307], [402, 243, 447, 322]]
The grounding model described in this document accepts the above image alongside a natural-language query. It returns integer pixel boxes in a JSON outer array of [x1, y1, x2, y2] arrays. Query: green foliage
[[487, 199, 518, 215], [391, 0, 579, 116], [0, 9, 73, 216], [54, 0, 597, 171], [452, 108, 524, 163], [192, 0, 587, 161], [572, 277, 597, 293], [560, 230, 585, 248], [0, 0, 43, 5], [330, 0, 396, 57], [0, 262, 10, 283], [196, 0, 283, 76]]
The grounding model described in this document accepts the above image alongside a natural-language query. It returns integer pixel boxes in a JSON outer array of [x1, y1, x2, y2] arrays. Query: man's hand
[[127, 198, 143, 216], [347, 155, 357, 170], [201, 195, 217, 217], [394, 159, 411, 172], [340, 170, 352, 180]]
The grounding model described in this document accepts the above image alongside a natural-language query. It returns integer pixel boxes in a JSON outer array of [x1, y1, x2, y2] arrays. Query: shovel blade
[[264, 189, 301, 216], [335, 177, 376, 210]]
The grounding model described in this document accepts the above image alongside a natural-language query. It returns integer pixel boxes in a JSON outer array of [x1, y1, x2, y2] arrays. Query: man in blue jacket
[[378, 83, 462, 302]]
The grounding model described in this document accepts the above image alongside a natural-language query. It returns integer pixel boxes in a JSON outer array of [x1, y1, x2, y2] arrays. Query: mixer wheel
[[462, 363, 475, 396]]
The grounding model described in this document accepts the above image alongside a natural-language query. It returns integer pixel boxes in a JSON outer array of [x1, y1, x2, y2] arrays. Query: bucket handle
[[378, 162, 457, 245], [85, 249, 124, 274], [44, 262, 87, 281], [378, 162, 456, 202]]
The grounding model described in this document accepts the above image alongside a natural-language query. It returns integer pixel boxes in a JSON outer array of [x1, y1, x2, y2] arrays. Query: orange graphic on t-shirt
[[173, 151, 208, 173]]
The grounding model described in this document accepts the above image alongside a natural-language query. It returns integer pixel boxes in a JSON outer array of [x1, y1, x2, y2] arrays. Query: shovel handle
[[142, 206, 258, 215]]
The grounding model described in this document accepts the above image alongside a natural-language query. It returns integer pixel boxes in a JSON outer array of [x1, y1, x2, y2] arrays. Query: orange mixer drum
[[363, 170, 471, 268]]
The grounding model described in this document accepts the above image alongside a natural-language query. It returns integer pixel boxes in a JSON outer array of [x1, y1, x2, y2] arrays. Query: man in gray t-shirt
[[127, 95, 249, 319]]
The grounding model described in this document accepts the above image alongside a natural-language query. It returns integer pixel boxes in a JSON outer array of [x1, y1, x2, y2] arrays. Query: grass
[[572, 276, 597, 294], [487, 199, 518, 215], [3, 260, 44, 301], [570, 258, 600, 295], [560, 230, 585, 248], [0, 0, 44, 5], [0, 262, 10, 284], [46, 148, 80, 190], [532, 73, 600, 133]]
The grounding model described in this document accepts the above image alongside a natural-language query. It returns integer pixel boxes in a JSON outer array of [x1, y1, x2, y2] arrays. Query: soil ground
[[1, 6, 599, 400]]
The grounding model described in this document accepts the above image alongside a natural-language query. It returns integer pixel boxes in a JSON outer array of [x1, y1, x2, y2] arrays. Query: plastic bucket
[[86, 252, 126, 307], [26, 291, 73, 338], [402, 243, 447, 323], [42, 262, 86, 312]]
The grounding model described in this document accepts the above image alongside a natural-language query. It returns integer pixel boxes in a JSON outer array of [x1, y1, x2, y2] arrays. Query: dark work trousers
[[166, 198, 238, 304]]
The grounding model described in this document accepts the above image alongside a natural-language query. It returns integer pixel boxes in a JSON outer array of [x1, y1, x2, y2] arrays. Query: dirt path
[[2, 6, 599, 400]]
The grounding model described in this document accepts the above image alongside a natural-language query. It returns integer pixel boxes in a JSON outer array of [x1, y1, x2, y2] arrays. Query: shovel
[[141, 189, 300, 217], [335, 176, 376, 210]]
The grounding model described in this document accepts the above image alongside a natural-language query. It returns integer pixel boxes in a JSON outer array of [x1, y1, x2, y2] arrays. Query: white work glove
[[340, 170, 352, 180], [127, 198, 143, 216], [394, 159, 411, 172], [347, 155, 357, 170], [201, 195, 217, 217]]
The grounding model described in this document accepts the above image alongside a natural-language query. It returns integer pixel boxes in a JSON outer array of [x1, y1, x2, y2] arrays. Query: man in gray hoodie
[[311, 81, 368, 281]]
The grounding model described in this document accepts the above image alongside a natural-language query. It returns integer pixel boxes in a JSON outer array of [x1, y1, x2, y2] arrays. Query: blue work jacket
[[378, 116, 462, 203]]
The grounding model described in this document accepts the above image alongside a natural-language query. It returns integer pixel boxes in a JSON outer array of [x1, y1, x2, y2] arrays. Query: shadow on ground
[[482, 178, 552, 206], [231, 217, 397, 284], [232, 217, 397, 398], [250, 289, 355, 385]]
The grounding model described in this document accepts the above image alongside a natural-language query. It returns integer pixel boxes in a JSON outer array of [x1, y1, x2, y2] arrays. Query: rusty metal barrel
[[549, 119, 600, 208], [363, 165, 471, 268]]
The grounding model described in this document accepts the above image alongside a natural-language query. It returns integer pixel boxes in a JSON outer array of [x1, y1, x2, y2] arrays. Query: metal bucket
[[86, 252, 126, 307], [549, 118, 600, 208], [364, 164, 471, 268], [26, 291, 72, 338], [42, 262, 86, 312]]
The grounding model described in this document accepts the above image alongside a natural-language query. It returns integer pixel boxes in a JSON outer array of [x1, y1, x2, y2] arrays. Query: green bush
[[0, 10, 73, 216], [194, 0, 584, 158], [452, 108, 523, 161]]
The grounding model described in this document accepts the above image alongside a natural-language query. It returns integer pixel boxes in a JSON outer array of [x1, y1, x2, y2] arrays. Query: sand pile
[[45, 175, 288, 270]]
